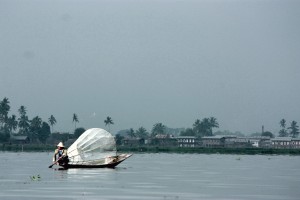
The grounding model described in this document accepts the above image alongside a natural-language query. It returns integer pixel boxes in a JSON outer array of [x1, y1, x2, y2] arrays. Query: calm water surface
[[0, 152, 299, 200]]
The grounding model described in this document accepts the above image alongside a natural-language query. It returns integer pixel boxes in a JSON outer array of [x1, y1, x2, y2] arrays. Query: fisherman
[[53, 142, 69, 166]]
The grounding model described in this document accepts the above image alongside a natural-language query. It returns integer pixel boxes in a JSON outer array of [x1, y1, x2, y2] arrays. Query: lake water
[[0, 152, 299, 200]]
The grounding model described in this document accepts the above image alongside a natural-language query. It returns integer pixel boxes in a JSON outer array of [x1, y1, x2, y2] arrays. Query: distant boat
[[60, 128, 132, 169]]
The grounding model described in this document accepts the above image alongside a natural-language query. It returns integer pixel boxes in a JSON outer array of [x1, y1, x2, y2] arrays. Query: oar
[[48, 156, 62, 168]]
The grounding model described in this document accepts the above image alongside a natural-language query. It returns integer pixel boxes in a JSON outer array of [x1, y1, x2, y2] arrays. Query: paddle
[[48, 156, 62, 168]]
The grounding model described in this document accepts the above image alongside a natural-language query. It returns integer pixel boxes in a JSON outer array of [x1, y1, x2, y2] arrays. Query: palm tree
[[280, 119, 286, 128], [288, 121, 299, 138], [209, 117, 219, 135], [18, 106, 27, 116], [18, 106, 30, 135], [151, 123, 166, 137], [279, 119, 288, 137], [72, 113, 79, 129], [104, 116, 114, 132], [0, 97, 10, 128], [127, 128, 136, 138], [48, 115, 57, 133], [201, 118, 211, 136], [30, 116, 42, 129], [136, 127, 148, 139], [7, 115, 18, 135]]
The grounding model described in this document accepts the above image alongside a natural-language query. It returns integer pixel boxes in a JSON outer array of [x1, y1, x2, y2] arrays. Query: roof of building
[[271, 137, 292, 141], [10, 135, 29, 140], [176, 136, 196, 139], [202, 135, 237, 139]]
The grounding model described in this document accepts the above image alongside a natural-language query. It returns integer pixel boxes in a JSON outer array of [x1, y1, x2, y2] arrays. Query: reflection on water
[[0, 152, 300, 200]]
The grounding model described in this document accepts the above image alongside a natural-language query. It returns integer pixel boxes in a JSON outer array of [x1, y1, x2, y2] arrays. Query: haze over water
[[0, 152, 299, 200]]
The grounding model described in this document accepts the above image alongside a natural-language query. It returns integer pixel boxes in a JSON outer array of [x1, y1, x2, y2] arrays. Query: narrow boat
[[54, 128, 132, 169], [65, 154, 132, 169]]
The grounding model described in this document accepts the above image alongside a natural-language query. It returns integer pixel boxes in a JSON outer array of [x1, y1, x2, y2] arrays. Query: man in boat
[[53, 142, 69, 166]]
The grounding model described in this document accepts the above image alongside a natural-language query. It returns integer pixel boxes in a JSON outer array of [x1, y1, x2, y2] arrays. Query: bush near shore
[[2, 143, 300, 155], [1, 144, 54, 152]]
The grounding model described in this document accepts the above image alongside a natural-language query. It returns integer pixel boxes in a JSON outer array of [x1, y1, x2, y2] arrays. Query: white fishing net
[[67, 128, 117, 165]]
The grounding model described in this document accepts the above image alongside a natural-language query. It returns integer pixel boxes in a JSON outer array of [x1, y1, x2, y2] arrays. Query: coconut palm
[[7, 115, 18, 135], [209, 117, 219, 135], [48, 115, 57, 133], [136, 127, 148, 139], [151, 123, 166, 137], [280, 119, 286, 128], [18, 106, 30, 135], [279, 119, 288, 137], [18, 105, 27, 116], [72, 113, 79, 129], [104, 116, 114, 132], [0, 97, 10, 128], [288, 121, 299, 138]]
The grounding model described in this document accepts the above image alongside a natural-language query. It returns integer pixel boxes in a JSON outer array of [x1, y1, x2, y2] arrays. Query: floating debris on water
[[30, 174, 41, 181]]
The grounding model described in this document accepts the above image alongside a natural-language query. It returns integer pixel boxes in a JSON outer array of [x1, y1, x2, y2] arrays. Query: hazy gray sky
[[1, 0, 299, 134]]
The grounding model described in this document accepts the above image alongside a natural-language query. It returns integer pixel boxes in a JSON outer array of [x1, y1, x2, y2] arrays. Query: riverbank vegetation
[[1, 97, 299, 155], [2, 143, 300, 155]]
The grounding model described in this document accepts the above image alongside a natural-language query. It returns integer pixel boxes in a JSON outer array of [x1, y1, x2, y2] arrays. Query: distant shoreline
[[117, 146, 300, 155], [1, 144, 300, 155]]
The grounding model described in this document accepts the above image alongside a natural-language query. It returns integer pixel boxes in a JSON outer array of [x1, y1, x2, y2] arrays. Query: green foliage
[[151, 123, 166, 137], [28, 116, 43, 142], [279, 119, 288, 137], [115, 133, 124, 145], [288, 121, 299, 138], [193, 117, 219, 137], [7, 115, 18, 133], [0, 97, 10, 127], [18, 106, 30, 135], [49, 132, 71, 143], [30, 174, 41, 181], [0, 129, 10, 142], [38, 122, 51, 144], [262, 131, 274, 138], [136, 127, 149, 139], [74, 127, 85, 138], [48, 115, 57, 133], [180, 128, 195, 136], [127, 128, 135, 138], [104, 116, 114, 132]]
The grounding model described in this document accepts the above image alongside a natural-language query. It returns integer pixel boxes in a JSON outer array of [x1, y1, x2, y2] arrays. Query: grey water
[[0, 152, 299, 200]]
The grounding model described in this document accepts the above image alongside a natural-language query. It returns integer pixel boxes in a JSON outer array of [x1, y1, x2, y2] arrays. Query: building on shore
[[176, 136, 198, 148], [10, 135, 30, 144], [201, 135, 236, 148], [271, 137, 300, 149]]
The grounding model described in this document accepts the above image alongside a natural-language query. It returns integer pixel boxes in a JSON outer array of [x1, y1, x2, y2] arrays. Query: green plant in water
[[30, 174, 41, 181]]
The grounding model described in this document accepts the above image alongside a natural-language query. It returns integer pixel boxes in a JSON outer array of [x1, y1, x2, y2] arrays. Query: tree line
[[1, 97, 299, 144], [0, 97, 115, 143], [116, 117, 219, 141]]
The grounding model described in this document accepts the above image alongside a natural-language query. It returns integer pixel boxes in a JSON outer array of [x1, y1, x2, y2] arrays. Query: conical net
[[67, 128, 116, 165]]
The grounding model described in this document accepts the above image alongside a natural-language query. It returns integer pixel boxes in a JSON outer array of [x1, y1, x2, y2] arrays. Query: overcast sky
[[1, 0, 299, 135]]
